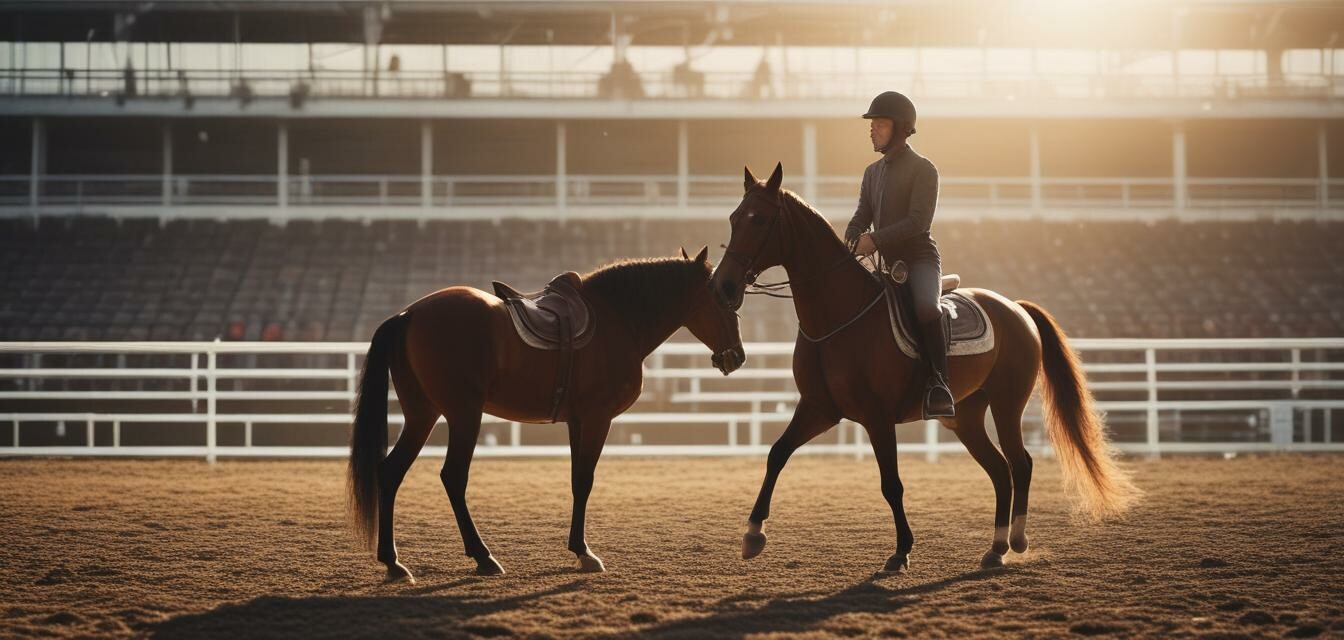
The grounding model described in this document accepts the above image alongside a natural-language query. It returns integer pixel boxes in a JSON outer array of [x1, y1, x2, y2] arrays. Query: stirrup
[[922, 382, 955, 420]]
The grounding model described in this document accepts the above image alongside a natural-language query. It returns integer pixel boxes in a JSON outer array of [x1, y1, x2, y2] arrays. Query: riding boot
[[919, 317, 955, 419]]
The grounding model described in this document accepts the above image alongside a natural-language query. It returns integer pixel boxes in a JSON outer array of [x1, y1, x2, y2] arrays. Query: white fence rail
[[4, 173, 1342, 213], [1, 339, 1342, 461]]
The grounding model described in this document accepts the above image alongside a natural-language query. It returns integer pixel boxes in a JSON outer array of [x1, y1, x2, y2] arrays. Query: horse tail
[[1017, 300, 1140, 521], [348, 312, 409, 549]]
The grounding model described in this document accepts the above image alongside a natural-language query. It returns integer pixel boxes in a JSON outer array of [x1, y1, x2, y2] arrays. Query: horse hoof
[[1010, 533, 1029, 554], [385, 562, 415, 584], [742, 532, 767, 560], [980, 550, 1006, 569], [576, 554, 606, 573], [882, 553, 910, 573], [474, 556, 506, 576]]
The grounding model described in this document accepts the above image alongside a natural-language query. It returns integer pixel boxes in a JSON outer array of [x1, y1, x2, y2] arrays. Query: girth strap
[[550, 314, 575, 423]]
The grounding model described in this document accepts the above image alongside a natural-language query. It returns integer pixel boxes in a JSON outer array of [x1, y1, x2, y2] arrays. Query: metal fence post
[[206, 345, 217, 464], [749, 399, 761, 448], [1145, 347, 1159, 458], [1290, 348, 1301, 399], [925, 419, 939, 463]]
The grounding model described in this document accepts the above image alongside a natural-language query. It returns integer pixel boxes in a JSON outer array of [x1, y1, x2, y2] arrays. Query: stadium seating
[[1, 216, 1340, 342]]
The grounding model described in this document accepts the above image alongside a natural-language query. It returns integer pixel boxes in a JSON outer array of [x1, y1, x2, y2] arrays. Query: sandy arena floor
[[2, 453, 1342, 639]]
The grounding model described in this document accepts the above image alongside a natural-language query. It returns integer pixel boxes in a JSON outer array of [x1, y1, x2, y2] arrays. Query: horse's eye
[[750, 212, 766, 225]]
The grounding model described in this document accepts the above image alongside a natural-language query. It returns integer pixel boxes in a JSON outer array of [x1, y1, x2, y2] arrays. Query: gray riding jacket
[[843, 142, 940, 265]]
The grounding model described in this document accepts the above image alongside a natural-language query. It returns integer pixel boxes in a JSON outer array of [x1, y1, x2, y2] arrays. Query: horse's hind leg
[[947, 390, 1014, 569], [990, 386, 1034, 554], [441, 407, 504, 576], [378, 377, 439, 583]]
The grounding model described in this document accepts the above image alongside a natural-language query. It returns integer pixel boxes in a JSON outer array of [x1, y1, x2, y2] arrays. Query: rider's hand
[[855, 233, 877, 257]]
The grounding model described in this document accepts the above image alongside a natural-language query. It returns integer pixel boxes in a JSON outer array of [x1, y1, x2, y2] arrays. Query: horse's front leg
[[743, 398, 837, 560], [865, 422, 914, 572], [567, 416, 612, 572]]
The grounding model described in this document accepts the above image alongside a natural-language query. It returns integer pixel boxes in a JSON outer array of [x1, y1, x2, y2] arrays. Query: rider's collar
[[881, 142, 911, 163]]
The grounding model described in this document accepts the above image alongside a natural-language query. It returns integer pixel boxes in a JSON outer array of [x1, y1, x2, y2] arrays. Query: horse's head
[[710, 162, 787, 312], [681, 245, 745, 375]]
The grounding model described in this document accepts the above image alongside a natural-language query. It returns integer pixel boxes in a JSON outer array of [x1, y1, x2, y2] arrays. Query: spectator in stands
[[844, 91, 953, 418], [748, 56, 774, 99]]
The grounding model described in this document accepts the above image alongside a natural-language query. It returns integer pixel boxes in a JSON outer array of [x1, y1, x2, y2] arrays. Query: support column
[[1172, 121, 1187, 212], [29, 117, 45, 214], [802, 121, 818, 203], [421, 119, 433, 208], [1318, 121, 1329, 210], [277, 121, 289, 212], [1028, 123, 1042, 211], [555, 121, 567, 211], [161, 123, 173, 206], [677, 120, 689, 209]]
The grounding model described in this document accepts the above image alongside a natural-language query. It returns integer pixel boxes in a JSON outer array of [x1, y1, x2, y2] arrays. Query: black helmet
[[862, 91, 917, 134]]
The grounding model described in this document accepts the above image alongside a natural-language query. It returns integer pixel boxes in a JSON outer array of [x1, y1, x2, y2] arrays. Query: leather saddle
[[492, 271, 595, 351], [492, 271, 596, 423], [880, 266, 994, 360]]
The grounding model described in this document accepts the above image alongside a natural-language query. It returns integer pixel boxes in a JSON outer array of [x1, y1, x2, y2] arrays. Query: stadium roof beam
[[3, 1, 1344, 49]]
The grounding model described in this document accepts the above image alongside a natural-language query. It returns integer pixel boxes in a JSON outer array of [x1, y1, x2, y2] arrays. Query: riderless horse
[[349, 247, 744, 581]]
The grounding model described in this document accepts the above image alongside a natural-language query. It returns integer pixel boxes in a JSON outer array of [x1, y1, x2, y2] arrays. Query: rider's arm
[[844, 164, 875, 245], [873, 159, 938, 249]]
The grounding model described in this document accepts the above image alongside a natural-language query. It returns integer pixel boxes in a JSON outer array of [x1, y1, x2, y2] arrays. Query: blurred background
[[0, 0, 1341, 457]]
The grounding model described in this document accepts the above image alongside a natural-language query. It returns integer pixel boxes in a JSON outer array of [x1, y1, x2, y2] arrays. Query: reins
[[723, 191, 888, 343]]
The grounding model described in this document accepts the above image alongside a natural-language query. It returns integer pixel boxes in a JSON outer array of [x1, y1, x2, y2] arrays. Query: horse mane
[[580, 256, 706, 332], [777, 186, 850, 252]]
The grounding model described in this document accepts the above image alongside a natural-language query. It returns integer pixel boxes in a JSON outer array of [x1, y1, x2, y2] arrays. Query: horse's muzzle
[[712, 344, 746, 375]]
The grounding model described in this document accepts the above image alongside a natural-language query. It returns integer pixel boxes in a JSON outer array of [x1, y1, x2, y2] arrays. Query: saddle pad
[[884, 288, 994, 360]]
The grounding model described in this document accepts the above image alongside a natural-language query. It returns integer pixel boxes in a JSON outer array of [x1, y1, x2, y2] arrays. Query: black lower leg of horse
[[951, 396, 1014, 567], [749, 401, 836, 524], [441, 411, 501, 574], [377, 414, 435, 579], [567, 417, 611, 572], [867, 423, 914, 571]]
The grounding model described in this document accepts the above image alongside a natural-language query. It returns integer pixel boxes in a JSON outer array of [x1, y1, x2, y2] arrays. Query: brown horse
[[349, 247, 744, 581], [710, 164, 1139, 572]]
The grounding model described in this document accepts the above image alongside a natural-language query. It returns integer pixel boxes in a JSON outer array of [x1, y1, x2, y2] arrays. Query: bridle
[[719, 189, 789, 290], [705, 281, 745, 374], [718, 188, 885, 344]]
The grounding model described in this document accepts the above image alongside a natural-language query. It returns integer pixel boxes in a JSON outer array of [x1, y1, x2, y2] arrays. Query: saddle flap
[[499, 271, 595, 351]]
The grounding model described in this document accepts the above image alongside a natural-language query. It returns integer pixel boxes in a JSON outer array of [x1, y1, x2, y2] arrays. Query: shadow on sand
[[149, 579, 586, 639], [150, 566, 1013, 638], [629, 566, 1016, 639]]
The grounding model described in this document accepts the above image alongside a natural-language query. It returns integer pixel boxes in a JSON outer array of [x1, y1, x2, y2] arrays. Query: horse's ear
[[693, 245, 709, 265], [679, 246, 689, 260], [744, 165, 758, 192], [765, 162, 784, 193]]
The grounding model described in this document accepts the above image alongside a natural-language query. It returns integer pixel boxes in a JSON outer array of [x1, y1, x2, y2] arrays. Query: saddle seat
[[492, 271, 596, 351]]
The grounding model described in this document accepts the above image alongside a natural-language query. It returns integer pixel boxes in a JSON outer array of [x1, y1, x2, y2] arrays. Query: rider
[[844, 90, 955, 419]]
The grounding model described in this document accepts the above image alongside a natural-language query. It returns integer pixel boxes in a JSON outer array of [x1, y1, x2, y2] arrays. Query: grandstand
[[1, 216, 1341, 343], [1, 0, 1342, 456]]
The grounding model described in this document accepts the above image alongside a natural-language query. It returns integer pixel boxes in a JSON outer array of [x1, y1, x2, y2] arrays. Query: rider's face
[[870, 118, 894, 152]]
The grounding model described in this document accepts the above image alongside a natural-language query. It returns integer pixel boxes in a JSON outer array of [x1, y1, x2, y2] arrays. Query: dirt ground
[[2, 453, 1342, 639]]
